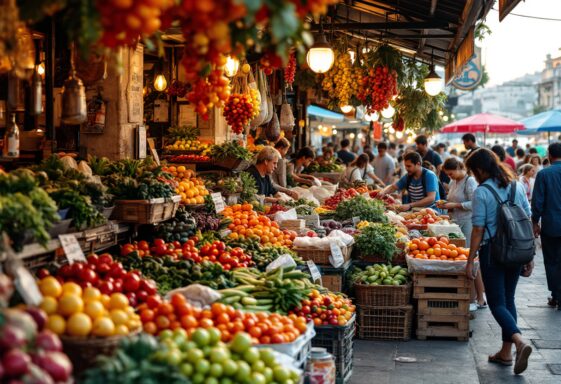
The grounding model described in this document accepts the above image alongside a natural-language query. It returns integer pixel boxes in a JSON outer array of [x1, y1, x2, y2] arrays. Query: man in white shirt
[[373, 142, 396, 186]]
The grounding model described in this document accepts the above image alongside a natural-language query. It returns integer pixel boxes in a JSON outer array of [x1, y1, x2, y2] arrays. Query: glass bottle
[[3, 113, 19, 158]]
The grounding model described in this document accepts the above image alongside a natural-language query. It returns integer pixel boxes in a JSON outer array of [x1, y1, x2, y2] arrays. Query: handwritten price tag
[[58, 234, 86, 264], [306, 260, 322, 283], [211, 192, 226, 213], [329, 241, 345, 268]]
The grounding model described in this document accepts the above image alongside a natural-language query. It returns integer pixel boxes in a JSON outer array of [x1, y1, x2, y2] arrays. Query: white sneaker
[[469, 303, 478, 312]]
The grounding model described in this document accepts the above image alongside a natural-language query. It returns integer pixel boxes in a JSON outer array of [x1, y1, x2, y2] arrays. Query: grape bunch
[[358, 65, 398, 113], [191, 211, 222, 232], [284, 53, 296, 86], [223, 93, 254, 134], [97, 0, 174, 48]]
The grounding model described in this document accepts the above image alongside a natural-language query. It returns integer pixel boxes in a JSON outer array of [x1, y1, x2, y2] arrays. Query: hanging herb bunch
[[358, 44, 404, 114], [321, 42, 364, 110], [393, 60, 445, 131]]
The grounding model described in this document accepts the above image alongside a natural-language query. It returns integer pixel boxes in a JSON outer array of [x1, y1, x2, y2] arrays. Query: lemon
[[84, 300, 106, 319], [83, 287, 102, 302], [58, 294, 84, 317], [67, 313, 92, 336], [115, 324, 130, 336], [46, 314, 66, 335], [40, 297, 58, 315], [61, 282, 82, 297], [39, 277, 62, 298], [92, 317, 115, 337], [108, 293, 129, 310], [109, 309, 129, 326]]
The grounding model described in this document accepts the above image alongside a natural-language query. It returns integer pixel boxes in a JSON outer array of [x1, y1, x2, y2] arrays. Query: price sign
[[211, 192, 226, 213], [59, 234, 86, 264], [352, 217, 361, 225], [329, 241, 345, 268], [306, 260, 322, 283], [14, 266, 42, 306]]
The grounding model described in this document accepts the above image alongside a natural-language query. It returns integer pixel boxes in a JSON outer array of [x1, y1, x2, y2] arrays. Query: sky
[[481, 0, 561, 86]]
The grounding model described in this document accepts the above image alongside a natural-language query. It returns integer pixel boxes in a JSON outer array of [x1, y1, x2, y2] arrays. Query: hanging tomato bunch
[[358, 65, 398, 113], [284, 53, 296, 86], [224, 94, 254, 134], [96, 0, 174, 48]]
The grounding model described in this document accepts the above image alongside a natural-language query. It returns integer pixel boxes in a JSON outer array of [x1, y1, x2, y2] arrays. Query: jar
[[306, 347, 336, 384]]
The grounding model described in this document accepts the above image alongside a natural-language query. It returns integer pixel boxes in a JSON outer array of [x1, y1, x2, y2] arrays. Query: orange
[[419, 241, 429, 251], [61, 282, 82, 297], [110, 309, 129, 325], [58, 294, 84, 316], [92, 316, 115, 337], [109, 293, 129, 310], [83, 287, 102, 302], [39, 277, 63, 298], [66, 313, 93, 336], [84, 300, 106, 319], [40, 297, 58, 315], [46, 314, 66, 335]]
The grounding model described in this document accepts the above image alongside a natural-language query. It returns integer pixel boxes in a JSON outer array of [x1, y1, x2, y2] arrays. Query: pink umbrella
[[440, 113, 525, 144]]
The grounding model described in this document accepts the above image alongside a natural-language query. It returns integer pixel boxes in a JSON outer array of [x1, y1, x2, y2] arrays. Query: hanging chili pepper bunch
[[358, 44, 403, 114], [96, 0, 174, 48], [284, 53, 297, 86]]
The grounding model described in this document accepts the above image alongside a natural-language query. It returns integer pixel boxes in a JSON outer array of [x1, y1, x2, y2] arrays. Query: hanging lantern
[[424, 65, 442, 96], [61, 44, 86, 125], [154, 74, 167, 92], [340, 104, 353, 114], [306, 33, 334, 74], [381, 105, 395, 119]]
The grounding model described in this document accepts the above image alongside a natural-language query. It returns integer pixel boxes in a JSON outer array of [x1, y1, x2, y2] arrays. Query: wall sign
[[127, 45, 143, 123], [452, 46, 482, 91]]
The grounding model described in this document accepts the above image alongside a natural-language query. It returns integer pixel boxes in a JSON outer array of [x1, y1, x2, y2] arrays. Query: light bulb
[[37, 62, 45, 76], [154, 74, 167, 92], [381, 105, 395, 119], [349, 133, 356, 139], [443, 115, 449, 122], [333, 129, 338, 134], [389, 126, 396, 134], [306, 34, 334, 74], [438, 110, 444, 116], [424, 65, 442, 96], [364, 111, 379, 122], [357, 133, 364, 139], [396, 131, 404, 139], [224, 56, 240, 78], [340, 104, 353, 113]]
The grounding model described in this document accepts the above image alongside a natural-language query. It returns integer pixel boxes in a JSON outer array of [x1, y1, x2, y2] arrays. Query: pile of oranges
[[407, 236, 469, 261], [139, 294, 308, 345], [221, 204, 296, 247], [39, 278, 141, 338], [163, 166, 209, 205]]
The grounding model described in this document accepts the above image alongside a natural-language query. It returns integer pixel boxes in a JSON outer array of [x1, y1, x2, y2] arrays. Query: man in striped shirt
[[378, 152, 440, 211]]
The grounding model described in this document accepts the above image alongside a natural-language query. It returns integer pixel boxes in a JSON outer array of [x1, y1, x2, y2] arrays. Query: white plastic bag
[[165, 284, 221, 309], [274, 208, 298, 222]]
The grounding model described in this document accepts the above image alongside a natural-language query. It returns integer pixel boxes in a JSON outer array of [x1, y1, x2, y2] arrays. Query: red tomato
[[86, 254, 100, 266], [98, 253, 113, 264], [146, 295, 162, 309], [137, 241, 150, 251], [123, 272, 141, 292]]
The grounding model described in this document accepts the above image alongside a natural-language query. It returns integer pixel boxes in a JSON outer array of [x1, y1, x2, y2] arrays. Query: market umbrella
[[518, 109, 561, 142], [440, 113, 525, 144]]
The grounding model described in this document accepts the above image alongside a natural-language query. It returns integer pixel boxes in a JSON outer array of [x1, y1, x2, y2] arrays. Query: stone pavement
[[349, 249, 561, 384]]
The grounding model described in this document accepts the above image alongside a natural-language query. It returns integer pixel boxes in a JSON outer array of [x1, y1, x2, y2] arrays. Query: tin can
[[306, 347, 336, 384]]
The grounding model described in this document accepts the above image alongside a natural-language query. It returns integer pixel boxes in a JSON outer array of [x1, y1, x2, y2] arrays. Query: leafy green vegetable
[[355, 223, 397, 262], [210, 141, 254, 161], [239, 171, 258, 203], [47, 188, 105, 230], [335, 196, 387, 223]]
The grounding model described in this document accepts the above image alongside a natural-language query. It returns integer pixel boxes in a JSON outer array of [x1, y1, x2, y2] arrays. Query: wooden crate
[[112, 195, 181, 224], [354, 283, 412, 307], [319, 260, 352, 293], [448, 238, 466, 247], [357, 305, 413, 341], [294, 245, 352, 266], [412, 272, 470, 301], [416, 313, 470, 341], [417, 298, 470, 317]]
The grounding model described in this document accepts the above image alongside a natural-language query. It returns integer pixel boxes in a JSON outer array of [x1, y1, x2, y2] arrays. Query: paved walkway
[[350, 249, 561, 384]]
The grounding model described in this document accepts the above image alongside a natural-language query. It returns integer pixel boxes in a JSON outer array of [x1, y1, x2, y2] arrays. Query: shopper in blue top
[[465, 148, 533, 375], [531, 142, 561, 309], [378, 152, 440, 212]]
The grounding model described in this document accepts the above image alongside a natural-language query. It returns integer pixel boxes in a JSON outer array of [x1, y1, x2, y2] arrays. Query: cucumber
[[241, 297, 258, 306], [390, 266, 402, 275]]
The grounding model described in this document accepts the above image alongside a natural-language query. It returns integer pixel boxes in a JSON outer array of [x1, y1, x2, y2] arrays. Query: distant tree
[[474, 65, 489, 90], [533, 104, 548, 115]]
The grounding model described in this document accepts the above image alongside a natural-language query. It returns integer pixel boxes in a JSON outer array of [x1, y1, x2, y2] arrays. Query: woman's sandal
[[514, 343, 533, 375], [488, 354, 513, 366]]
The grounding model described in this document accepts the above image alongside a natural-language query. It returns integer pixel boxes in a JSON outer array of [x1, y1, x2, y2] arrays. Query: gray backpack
[[482, 181, 535, 266]]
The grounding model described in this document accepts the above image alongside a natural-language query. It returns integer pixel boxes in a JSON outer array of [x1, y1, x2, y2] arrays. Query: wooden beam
[[310, 20, 451, 31]]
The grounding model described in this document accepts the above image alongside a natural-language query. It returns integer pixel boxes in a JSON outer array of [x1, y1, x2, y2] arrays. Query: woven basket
[[354, 282, 412, 307], [61, 331, 140, 375], [111, 195, 181, 224], [294, 245, 352, 266]]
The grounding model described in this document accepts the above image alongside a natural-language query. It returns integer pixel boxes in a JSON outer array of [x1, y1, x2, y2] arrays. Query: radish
[[2, 349, 31, 377]]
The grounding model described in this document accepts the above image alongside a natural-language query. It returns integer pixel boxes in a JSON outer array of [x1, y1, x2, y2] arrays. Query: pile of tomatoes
[[358, 65, 398, 113], [138, 294, 308, 345], [290, 290, 355, 326], [324, 188, 360, 210], [407, 236, 469, 261], [222, 204, 296, 247], [223, 93, 254, 134], [198, 241, 253, 270], [97, 0, 173, 48], [40, 253, 159, 307]]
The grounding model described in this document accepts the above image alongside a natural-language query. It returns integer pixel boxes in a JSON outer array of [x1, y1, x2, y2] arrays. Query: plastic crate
[[312, 314, 355, 383], [357, 305, 413, 341], [317, 259, 353, 293]]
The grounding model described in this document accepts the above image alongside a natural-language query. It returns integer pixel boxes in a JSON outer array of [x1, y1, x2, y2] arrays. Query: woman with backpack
[[437, 157, 486, 311], [465, 148, 534, 375], [341, 154, 385, 186]]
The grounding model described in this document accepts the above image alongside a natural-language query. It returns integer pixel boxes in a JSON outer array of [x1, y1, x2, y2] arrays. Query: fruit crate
[[312, 314, 355, 383], [448, 237, 466, 247], [294, 245, 353, 266], [317, 259, 353, 293], [256, 321, 315, 370], [354, 282, 412, 307], [111, 195, 181, 224], [412, 272, 470, 301], [357, 305, 413, 341]]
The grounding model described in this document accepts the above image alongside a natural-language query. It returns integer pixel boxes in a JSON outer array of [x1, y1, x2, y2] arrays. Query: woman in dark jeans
[[465, 148, 533, 375]]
